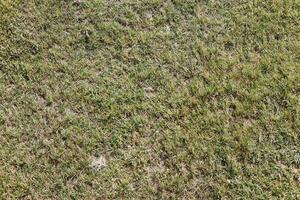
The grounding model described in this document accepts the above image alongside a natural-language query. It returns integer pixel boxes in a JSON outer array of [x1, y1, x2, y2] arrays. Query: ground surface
[[0, 0, 300, 199]]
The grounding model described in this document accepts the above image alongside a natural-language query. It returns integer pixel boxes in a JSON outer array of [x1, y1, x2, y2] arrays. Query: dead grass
[[1, 0, 300, 199]]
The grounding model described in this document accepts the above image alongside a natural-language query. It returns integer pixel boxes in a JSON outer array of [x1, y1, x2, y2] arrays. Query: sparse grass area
[[1, 0, 300, 199]]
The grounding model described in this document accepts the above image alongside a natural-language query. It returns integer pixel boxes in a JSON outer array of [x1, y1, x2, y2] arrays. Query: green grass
[[0, 0, 300, 199]]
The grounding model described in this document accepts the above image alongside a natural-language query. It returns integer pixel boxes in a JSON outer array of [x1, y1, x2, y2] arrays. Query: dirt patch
[[90, 155, 107, 171]]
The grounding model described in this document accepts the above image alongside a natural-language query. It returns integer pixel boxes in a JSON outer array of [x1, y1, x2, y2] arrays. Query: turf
[[0, 0, 300, 199]]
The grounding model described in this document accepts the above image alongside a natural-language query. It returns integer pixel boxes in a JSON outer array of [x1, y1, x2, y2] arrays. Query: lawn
[[0, 0, 300, 199]]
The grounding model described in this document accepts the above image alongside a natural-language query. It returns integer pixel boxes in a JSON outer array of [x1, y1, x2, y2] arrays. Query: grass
[[0, 0, 300, 199]]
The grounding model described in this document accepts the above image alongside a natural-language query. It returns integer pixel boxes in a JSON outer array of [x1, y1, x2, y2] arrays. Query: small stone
[[165, 25, 171, 33]]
